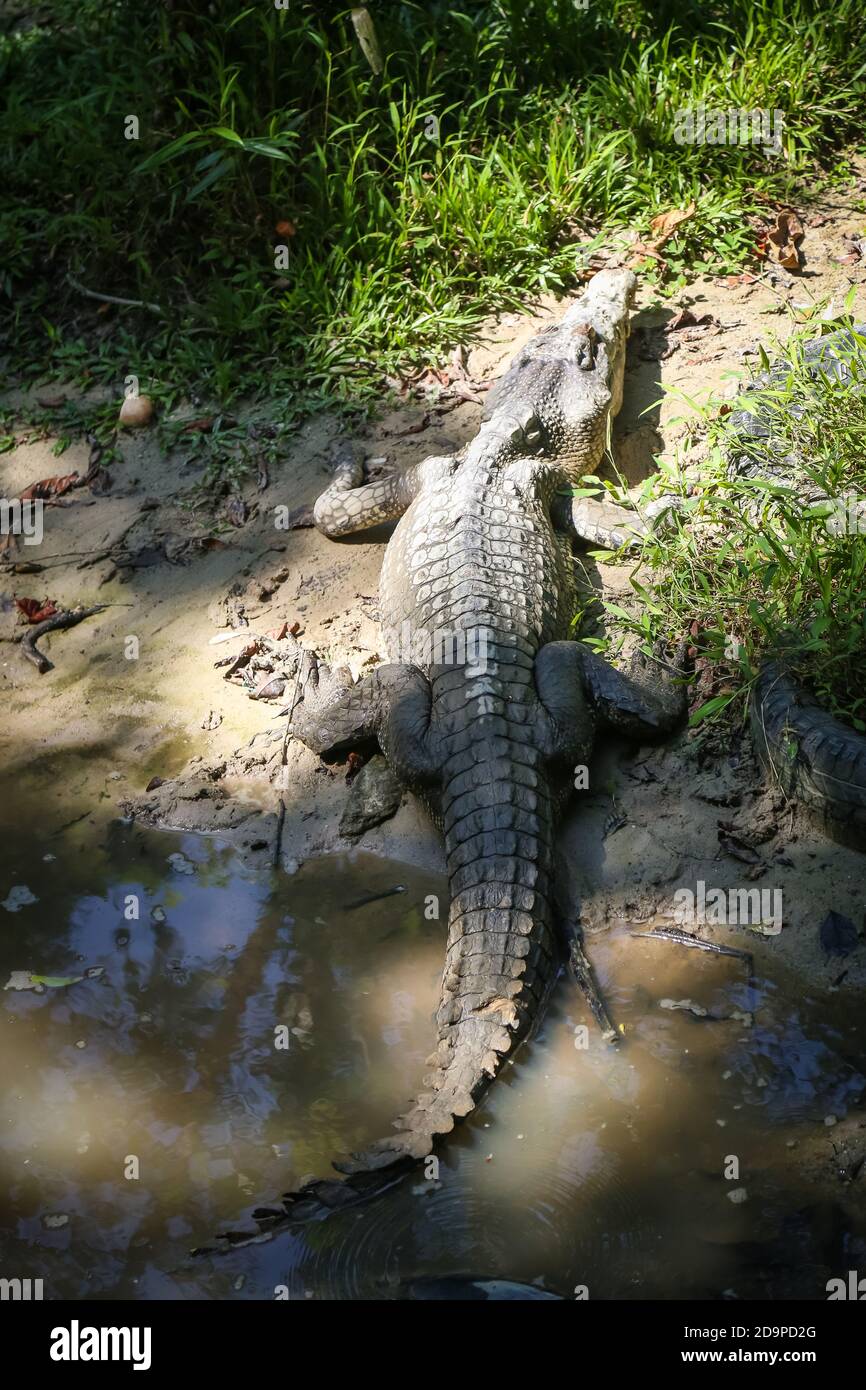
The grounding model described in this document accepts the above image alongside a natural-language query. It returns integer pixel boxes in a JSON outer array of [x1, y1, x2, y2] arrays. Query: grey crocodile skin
[[293, 270, 682, 1174]]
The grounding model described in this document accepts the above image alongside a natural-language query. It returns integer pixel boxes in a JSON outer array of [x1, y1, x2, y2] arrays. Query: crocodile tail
[[204, 897, 553, 1251], [334, 758, 559, 1175], [207, 763, 560, 1248]]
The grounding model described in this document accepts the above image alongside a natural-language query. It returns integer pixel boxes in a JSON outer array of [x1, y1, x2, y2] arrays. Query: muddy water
[[1, 796, 865, 1301]]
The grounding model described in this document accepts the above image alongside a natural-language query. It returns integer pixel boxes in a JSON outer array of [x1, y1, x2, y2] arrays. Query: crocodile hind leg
[[553, 492, 648, 549], [534, 639, 684, 1038], [291, 654, 442, 787], [536, 639, 685, 742], [532, 666, 619, 1042]]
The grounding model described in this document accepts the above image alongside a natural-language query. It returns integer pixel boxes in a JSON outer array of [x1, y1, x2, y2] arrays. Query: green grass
[[601, 308, 866, 732], [2, 0, 866, 426]]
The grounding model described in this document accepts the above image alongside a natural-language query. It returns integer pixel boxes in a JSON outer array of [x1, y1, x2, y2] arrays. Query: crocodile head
[[472, 268, 636, 482]]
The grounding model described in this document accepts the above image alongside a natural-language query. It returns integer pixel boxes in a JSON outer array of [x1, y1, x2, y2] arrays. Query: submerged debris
[[1, 885, 38, 912], [343, 883, 407, 911], [659, 997, 709, 1018], [167, 853, 196, 875], [819, 911, 860, 960]]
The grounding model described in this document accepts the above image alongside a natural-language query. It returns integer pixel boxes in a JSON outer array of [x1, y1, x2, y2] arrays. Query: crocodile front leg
[[551, 491, 648, 549], [552, 491, 685, 550], [313, 449, 423, 539]]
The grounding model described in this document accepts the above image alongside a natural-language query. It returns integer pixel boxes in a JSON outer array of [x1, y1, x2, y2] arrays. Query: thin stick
[[630, 927, 754, 979], [271, 659, 305, 869], [67, 274, 163, 316], [568, 935, 618, 1044], [19, 604, 108, 674]]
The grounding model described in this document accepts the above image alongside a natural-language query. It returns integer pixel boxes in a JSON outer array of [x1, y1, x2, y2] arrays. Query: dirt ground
[[3, 166, 866, 1197]]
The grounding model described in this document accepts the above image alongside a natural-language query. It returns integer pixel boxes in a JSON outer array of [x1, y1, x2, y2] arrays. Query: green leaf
[[134, 130, 203, 174], [209, 125, 245, 146], [187, 155, 235, 201], [604, 603, 637, 622], [30, 974, 84, 988], [241, 140, 292, 161], [688, 692, 737, 726]]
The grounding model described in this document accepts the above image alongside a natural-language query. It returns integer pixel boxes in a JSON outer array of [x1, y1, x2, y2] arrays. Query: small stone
[[119, 394, 154, 428], [727, 1188, 748, 1205], [43, 1212, 69, 1229], [339, 755, 402, 838], [75, 1040, 86, 1049], [151, 906, 166, 924], [824, 1114, 838, 1127]]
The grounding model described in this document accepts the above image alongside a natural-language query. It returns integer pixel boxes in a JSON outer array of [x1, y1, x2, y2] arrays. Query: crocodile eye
[[523, 418, 545, 452]]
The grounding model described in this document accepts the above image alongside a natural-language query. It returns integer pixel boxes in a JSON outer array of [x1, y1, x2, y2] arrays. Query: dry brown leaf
[[19, 472, 80, 503], [767, 210, 804, 271], [649, 202, 697, 243], [628, 202, 697, 271], [15, 596, 59, 624], [667, 309, 716, 332]]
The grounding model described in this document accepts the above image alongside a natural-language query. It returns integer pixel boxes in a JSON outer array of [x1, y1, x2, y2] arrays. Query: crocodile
[[726, 324, 866, 848], [283, 270, 685, 1187]]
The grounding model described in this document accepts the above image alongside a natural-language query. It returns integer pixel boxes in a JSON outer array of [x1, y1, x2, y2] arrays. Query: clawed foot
[[330, 441, 366, 492], [624, 636, 689, 726], [289, 650, 358, 756]]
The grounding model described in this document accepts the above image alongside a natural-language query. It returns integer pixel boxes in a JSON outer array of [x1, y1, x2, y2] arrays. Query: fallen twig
[[19, 604, 108, 674], [630, 927, 754, 979], [272, 657, 307, 868], [568, 934, 618, 1043], [66, 274, 163, 316]]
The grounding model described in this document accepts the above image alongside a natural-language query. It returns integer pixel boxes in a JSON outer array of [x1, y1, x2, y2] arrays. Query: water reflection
[[1, 816, 864, 1301]]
